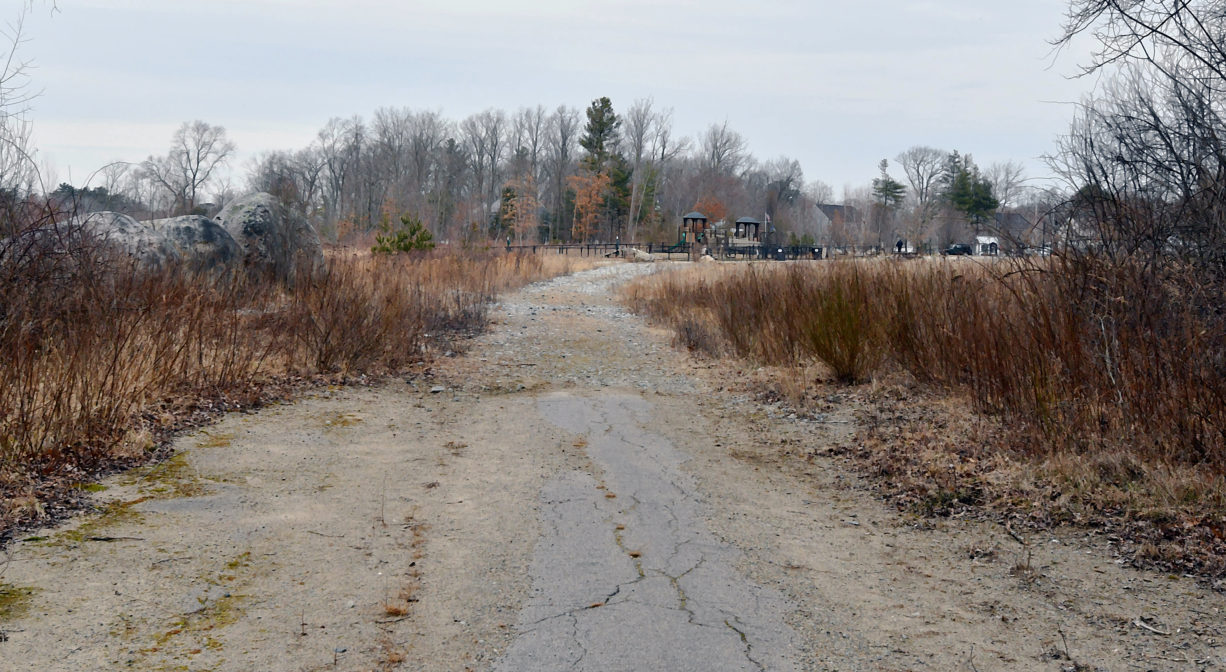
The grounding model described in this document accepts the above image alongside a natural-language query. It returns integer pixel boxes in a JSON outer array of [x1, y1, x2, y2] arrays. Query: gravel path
[[2, 260, 1224, 672]]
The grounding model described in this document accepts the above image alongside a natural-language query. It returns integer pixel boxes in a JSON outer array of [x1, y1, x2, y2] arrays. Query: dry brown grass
[[381, 602, 410, 617], [0, 242, 580, 539], [624, 257, 1226, 578]]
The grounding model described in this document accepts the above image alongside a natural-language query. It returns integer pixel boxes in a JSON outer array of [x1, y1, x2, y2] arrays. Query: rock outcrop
[[147, 215, 242, 271], [77, 211, 183, 270], [3, 194, 325, 281], [214, 193, 323, 282]]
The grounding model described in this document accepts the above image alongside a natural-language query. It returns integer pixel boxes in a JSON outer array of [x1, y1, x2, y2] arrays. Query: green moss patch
[[0, 583, 36, 621], [322, 412, 362, 429], [58, 498, 148, 544], [194, 431, 234, 449]]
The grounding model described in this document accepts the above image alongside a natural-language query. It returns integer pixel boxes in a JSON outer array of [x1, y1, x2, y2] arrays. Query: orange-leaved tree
[[568, 171, 611, 242]]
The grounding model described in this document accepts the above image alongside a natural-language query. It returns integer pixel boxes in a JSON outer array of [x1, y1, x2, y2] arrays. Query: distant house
[[975, 235, 1000, 256], [814, 204, 861, 249], [815, 204, 860, 230]]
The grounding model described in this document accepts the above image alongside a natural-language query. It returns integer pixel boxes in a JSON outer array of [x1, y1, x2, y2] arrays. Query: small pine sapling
[[372, 213, 435, 253]]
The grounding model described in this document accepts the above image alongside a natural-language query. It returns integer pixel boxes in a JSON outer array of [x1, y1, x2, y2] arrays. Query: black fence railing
[[501, 242, 827, 261], [504, 243, 639, 256]]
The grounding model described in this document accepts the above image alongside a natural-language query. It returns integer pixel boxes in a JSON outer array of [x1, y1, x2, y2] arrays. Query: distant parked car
[[942, 243, 973, 256]]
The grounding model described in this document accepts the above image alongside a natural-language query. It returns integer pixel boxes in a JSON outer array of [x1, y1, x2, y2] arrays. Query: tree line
[[28, 97, 1048, 251], [853, 150, 1027, 252], [48, 99, 816, 247]]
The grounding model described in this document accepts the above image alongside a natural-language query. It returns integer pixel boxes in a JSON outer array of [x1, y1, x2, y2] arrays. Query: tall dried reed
[[0, 241, 569, 523], [625, 257, 1226, 474]]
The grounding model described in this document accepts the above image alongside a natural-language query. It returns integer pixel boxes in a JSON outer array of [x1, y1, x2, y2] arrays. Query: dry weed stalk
[[0, 243, 576, 535], [625, 257, 1226, 574]]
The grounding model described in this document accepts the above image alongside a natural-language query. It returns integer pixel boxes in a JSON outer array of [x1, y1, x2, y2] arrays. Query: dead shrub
[[624, 255, 1226, 573], [673, 317, 722, 356], [0, 242, 576, 537], [626, 257, 1226, 474], [785, 264, 884, 383]]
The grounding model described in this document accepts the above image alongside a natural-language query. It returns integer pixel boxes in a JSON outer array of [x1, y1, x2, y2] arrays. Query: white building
[[974, 235, 1000, 256]]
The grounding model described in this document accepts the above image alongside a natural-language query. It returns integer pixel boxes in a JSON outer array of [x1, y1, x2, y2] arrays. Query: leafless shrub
[[627, 257, 1226, 476], [627, 256, 1226, 573], [0, 245, 575, 535]]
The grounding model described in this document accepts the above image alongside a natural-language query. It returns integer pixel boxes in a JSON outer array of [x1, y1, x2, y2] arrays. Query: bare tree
[[545, 105, 580, 240], [480, 110, 507, 214], [985, 160, 1026, 210], [316, 116, 356, 227], [96, 162, 135, 205], [805, 180, 833, 205], [247, 147, 325, 218], [761, 156, 804, 231], [1054, 0, 1226, 274], [841, 185, 874, 247], [512, 105, 548, 181], [0, 110, 34, 193], [650, 107, 688, 164], [408, 110, 447, 199], [432, 136, 469, 241], [700, 121, 747, 175], [623, 98, 658, 239], [461, 109, 507, 229], [140, 120, 235, 216], [371, 106, 413, 211], [1058, 0, 1226, 84], [624, 99, 654, 169], [895, 145, 945, 245], [0, 7, 42, 224], [510, 106, 548, 239]]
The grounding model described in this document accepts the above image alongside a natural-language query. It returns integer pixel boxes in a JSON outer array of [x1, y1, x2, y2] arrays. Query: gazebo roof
[[735, 217, 761, 225], [682, 211, 707, 221]]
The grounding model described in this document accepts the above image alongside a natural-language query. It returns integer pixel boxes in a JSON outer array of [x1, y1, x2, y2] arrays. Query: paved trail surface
[[2, 262, 1224, 672], [496, 393, 796, 671]]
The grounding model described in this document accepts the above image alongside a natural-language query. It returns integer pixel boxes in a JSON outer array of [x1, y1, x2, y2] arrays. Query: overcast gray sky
[[20, 0, 1094, 193]]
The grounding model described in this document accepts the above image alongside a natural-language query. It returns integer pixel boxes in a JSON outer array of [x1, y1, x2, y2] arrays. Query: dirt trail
[[2, 261, 1224, 671]]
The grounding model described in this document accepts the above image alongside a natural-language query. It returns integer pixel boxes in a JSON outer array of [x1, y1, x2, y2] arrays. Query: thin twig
[[378, 475, 387, 527], [87, 536, 144, 542], [1059, 628, 1072, 660], [1146, 654, 1193, 663], [1004, 521, 1028, 546], [1133, 617, 1172, 636], [306, 530, 345, 538], [375, 616, 411, 624]]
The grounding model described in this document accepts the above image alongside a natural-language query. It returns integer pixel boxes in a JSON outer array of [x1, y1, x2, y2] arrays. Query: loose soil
[[1, 261, 1223, 671]]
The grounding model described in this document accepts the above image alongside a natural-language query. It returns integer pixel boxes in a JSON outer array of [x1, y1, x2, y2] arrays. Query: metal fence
[[503, 242, 827, 261]]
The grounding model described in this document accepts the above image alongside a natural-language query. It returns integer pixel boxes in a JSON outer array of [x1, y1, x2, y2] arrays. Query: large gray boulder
[[77, 211, 182, 270], [147, 215, 242, 271], [1, 212, 175, 273], [214, 193, 323, 282]]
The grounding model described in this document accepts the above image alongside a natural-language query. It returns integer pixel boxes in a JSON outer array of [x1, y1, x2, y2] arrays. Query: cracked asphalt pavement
[[6, 260, 1226, 671], [493, 392, 798, 671]]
